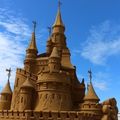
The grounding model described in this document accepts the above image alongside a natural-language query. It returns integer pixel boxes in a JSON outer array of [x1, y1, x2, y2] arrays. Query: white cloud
[[81, 21, 120, 65], [76, 71, 109, 91], [93, 81, 107, 91], [0, 8, 31, 91], [0, 6, 47, 91], [92, 71, 111, 91]]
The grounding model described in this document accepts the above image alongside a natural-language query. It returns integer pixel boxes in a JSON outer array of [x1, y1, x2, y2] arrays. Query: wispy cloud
[[0, 6, 48, 91], [92, 71, 111, 91], [80, 21, 120, 65], [77, 71, 109, 91], [0, 7, 31, 91]]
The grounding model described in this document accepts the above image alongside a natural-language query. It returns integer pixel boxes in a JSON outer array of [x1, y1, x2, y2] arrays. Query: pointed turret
[[80, 70, 101, 113], [26, 21, 38, 57], [84, 82, 100, 103], [21, 76, 34, 89], [0, 80, 12, 110], [27, 32, 38, 52], [50, 47, 60, 58], [52, 1, 65, 34], [84, 69, 100, 103], [53, 6, 64, 28], [48, 47, 61, 73], [24, 22, 38, 72], [1, 80, 12, 94], [80, 83, 101, 114]]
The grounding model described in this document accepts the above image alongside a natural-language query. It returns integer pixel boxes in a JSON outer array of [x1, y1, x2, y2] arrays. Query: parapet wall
[[16, 68, 37, 81], [0, 110, 101, 120]]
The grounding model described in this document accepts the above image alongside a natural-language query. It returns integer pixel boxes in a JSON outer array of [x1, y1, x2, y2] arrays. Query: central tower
[[35, 4, 73, 111]]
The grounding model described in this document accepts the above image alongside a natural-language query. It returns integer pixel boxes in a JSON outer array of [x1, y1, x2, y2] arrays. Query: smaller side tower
[[48, 47, 61, 73], [19, 76, 34, 111], [80, 70, 102, 115], [0, 80, 12, 110]]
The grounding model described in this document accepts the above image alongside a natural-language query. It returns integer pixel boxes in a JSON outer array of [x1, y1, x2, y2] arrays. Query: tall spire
[[52, 0, 64, 28], [27, 21, 38, 52]]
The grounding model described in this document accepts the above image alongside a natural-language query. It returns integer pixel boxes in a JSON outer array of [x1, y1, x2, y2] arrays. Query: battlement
[[16, 68, 37, 81], [81, 103, 102, 110], [0, 110, 100, 120]]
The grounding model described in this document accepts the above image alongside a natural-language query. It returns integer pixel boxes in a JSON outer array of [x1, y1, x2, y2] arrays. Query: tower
[[49, 2, 74, 69], [52, 2, 66, 48], [80, 70, 102, 114], [36, 46, 72, 111], [24, 21, 38, 73], [0, 68, 12, 110], [0, 80, 12, 110], [19, 75, 34, 111]]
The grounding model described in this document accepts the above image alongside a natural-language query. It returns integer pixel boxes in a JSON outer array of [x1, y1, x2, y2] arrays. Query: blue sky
[[0, 0, 120, 111]]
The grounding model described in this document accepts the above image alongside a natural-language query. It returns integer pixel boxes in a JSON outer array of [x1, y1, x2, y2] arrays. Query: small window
[[21, 97, 23, 103]]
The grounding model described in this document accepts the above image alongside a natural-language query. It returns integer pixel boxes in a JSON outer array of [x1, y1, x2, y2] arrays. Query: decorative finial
[[6, 68, 12, 82], [58, 0, 62, 10], [32, 21, 36, 33], [88, 69, 92, 83], [47, 26, 52, 36]]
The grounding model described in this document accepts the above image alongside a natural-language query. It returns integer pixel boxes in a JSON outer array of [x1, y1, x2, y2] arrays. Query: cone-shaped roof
[[27, 32, 38, 52], [52, 7, 64, 28], [84, 82, 100, 102], [21, 76, 34, 89], [50, 47, 60, 58], [1, 80, 12, 94]]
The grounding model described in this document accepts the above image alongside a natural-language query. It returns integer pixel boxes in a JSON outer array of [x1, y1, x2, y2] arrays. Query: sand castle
[[0, 2, 118, 120]]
